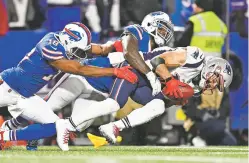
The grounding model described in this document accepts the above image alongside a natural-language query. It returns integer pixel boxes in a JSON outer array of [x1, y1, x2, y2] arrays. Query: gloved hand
[[114, 66, 138, 84], [113, 40, 123, 52], [146, 71, 161, 96], [162, 77, 185, 99]]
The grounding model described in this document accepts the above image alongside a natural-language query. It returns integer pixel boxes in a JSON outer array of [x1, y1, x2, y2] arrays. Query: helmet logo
[[64, 28, 82, 42], [151, 11, 163, 16], [224, 63, 232, 75]]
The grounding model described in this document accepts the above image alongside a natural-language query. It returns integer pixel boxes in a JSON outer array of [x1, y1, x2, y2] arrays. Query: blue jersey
[[81, 57, 115, 93], [82, 25, 152, 93], [0, 32, 67, 98], [123, 24, 151, 52]]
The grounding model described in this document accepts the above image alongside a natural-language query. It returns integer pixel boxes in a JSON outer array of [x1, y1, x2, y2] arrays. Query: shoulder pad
[[183, 46, 204, 68], [123, 24, 144, 40], [37, 35, 66, 61]]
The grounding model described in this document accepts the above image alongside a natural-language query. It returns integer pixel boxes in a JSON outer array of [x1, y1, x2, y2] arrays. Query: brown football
[[163, 83, 194, 100]]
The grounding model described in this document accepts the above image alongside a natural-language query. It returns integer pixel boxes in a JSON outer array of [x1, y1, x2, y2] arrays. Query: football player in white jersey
[[99, 46, 233, 143]]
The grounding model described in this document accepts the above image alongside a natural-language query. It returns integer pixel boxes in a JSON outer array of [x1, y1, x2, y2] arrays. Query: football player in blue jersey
[[0, 22, 138, 130], [0, 46, 233, 150], [119, 11, 176, 97], [0, 12, 186, 151]]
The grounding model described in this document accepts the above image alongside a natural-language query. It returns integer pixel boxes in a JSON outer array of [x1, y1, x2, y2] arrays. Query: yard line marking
[[0, 154, 248, 163]]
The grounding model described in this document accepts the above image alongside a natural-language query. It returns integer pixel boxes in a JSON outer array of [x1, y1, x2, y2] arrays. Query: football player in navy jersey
[[0, 22, 137, 127]]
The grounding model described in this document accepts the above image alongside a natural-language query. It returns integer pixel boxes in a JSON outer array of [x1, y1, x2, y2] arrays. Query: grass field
[[0, 146, 248, 163]]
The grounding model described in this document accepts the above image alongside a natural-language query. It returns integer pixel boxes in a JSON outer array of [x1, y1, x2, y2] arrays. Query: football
[[163, 83, 194, 101]]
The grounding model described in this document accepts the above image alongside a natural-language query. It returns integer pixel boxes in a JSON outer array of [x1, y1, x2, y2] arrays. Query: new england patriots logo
[[224, 63, 232, 75], [63, 28, 82, 42]]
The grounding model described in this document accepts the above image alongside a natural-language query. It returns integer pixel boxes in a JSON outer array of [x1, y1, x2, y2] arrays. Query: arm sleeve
[[174, 21, 194, 47]]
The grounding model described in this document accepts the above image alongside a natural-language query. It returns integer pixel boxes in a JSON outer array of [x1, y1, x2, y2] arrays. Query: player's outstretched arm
[[122, 34, 161, 96], [121, 34, 151, 74], [153, 50, 187, 80], [151, 50, 187, 99], [49, 59, 138, 83], [88, 42, 115, 56]]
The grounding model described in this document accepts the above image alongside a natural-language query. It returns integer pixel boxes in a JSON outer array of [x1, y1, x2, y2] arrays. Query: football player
[[0, 22, 137, 126], [99, 47, 233, 143], [0, 46, 233, 151]]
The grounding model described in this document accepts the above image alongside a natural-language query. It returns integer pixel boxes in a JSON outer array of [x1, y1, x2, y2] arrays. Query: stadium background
[[0, 0, 248, 147]]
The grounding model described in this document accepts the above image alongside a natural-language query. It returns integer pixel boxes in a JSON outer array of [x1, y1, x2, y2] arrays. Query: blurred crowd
[[0, 0, 248, 147]]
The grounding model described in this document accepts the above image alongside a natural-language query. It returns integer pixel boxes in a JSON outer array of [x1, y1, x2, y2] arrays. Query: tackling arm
[[88, 42, 115, 56], [49, 59, 138, 83], [50, 59, 114, 77], [121, 34, 151, 74]]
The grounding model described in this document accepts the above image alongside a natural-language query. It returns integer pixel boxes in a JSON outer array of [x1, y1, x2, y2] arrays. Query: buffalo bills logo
[[224, 64, 232, 75], [63, 28, 82, 42], [151, 11, 163, 16]]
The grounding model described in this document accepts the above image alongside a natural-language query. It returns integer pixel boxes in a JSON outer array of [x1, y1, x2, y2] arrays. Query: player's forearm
[[122, 35, 151, 74], [77, 66, 114, 77], [90, 42, 114, 56], [155, 64, 172, 80]]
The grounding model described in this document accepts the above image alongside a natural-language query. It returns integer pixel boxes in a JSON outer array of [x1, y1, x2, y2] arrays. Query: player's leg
[[55, 92, 109, 151], [63, 69, 144, 130], [0, 79, 20, 107], [46, 74, 87, 111], [0, 96, 96, 142], [2, 74, 86, 130], [99, 87, 166, 143], [1, 123, 56, 141]]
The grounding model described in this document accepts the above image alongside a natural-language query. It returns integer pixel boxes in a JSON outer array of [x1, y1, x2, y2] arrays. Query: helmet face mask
[[142, 11, 174, 46], [200, 57, 233, 94]]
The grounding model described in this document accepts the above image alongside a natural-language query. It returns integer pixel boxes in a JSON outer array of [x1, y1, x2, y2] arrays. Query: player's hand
[[162, 77, 185, 99], [113, 40, 123, 52], [146, 71, 161, 96], [114, 66, 138, 84]]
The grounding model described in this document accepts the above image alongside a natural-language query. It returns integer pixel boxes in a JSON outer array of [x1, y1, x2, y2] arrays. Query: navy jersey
[[0, 32, 67, 98], [123, 24, 151, 52]]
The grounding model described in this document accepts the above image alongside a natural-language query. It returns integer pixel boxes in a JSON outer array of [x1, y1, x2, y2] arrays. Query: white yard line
[[134, 146, 249, 151], [0, 155, 248, 163]]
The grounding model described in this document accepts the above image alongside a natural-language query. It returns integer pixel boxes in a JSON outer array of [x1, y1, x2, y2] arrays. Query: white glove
[[146, 71, 161, 96]]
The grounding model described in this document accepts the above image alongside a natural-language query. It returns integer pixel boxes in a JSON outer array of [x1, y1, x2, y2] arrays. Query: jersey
[[143, 46, 205, 94], [123, 24, 151, 52], [80, 25, 152, 93], [0, 32, 67, 98], [81, 57, 115, 93]]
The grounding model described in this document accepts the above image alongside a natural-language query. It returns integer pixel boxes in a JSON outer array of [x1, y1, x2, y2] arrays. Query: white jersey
[[144, 46, 206, 94]]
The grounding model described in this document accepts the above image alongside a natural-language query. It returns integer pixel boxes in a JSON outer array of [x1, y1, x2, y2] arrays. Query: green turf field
[[0, 146, 248, 163]]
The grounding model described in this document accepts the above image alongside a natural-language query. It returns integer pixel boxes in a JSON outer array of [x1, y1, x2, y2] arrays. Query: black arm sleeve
[[174, 21, 194, 47]]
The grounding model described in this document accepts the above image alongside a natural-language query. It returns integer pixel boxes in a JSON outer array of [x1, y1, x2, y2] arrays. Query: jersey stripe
[[42, 51, 64, 60], [133, 25, 143, 40], [72, 22, 91, 45], [42, 47, 63, 55], [65, 28, 80, 40], [134, 24, 143, 35]]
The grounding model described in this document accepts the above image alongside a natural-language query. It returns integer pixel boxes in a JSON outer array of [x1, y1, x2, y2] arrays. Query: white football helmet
[[58, 22, 92, 59], [199, 57, 233, 92], [141, 11, 174, 46]]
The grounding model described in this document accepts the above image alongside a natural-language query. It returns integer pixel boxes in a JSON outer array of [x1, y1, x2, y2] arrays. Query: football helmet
[[141, 11, 174, 46], [199, 57, 233, 92], [58, 22, 92, 59]]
